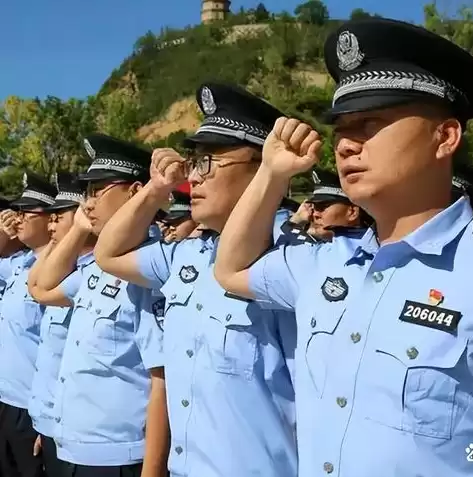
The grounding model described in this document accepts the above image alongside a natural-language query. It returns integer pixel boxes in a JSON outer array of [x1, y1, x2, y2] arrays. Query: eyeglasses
[[186, 153, 260, 178], [17, 210, 47, 220], [86, 181, 128, 199]]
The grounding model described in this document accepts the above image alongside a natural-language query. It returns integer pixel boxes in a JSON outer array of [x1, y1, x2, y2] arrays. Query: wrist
[[256, 163, 291, 195]]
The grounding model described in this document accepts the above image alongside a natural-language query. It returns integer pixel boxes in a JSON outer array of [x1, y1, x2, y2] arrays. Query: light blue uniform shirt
[[248, 197, 473, 477], [51, 260, 164, 466], [0, 250, 45, 409], [28, 251, 95, 437], [0, 250, 25, 305], [136, 230, 297, 477]]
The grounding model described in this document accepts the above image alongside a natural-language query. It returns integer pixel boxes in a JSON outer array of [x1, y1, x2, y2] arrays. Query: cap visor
[[43, 200, 80, 212], [182, 132, 247, 149], [321, 92, 427, 124], [162, 211, 192, 224]]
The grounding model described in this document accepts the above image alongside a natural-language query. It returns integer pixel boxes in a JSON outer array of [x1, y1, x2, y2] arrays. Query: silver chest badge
[[201, 86, 217, 115], [337, 31, 364, 71]]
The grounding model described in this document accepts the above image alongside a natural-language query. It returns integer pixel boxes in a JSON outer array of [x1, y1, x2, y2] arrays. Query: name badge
[[399, 300, 462, 333], [101, 285, 120, 299]]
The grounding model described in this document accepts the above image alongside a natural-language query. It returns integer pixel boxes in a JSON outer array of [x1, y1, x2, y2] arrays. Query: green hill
[[0, 1, 473, 196]]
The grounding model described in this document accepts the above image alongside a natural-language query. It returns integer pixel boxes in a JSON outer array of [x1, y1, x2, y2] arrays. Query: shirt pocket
[[160, 281, 194, 354], [23, 297, 43, 332], [303, 304, 345, 398], [206, 298, 257, 380], [83, 301, 120, 356], [367, 333, 467, 440], [47, 309, 71, 355]]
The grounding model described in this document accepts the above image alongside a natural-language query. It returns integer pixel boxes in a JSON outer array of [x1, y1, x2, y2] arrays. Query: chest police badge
[[179, 265, 199, 284], [321, 277, 349, 302], [88, 274, 99, 290]]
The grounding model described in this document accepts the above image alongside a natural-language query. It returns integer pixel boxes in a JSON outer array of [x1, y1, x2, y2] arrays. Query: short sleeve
[[0, 254, 16, 281], [248, 244, 310, 310], [135, 240, 176, 289], [59, 269, 83, 301], [134, 288, 165, 370]]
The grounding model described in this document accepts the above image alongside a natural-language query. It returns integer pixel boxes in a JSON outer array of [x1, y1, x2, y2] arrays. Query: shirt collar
[[78, 250, 95, 267], [347, 196, 473, 264]]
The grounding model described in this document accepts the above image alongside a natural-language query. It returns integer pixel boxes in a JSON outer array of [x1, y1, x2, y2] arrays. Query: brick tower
[[201, 0, 231, 23]]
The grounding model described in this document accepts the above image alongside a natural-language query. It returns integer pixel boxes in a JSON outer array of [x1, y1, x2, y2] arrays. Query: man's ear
[[128, 181, 143, 198]]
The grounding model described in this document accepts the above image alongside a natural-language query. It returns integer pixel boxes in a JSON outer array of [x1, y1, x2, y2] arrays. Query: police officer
[[27, 172, 95, 476], [160, 183, 197, 243], [93, 82, 298, 477], [32, 136, 166, 477], [215, 18, 473, 477], [0, 172, 57, 477], [280, 168, 368, 244]]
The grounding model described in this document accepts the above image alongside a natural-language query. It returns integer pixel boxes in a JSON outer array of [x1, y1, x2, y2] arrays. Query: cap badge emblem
[[337, 31, 364, 71], [312, 170, 321, 184], [201, 86, 217, 115], [83, 139, 96, 159], [22, 172, 28, 188]]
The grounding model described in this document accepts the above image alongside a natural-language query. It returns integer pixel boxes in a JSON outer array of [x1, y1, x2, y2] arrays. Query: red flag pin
[[428, 289, 443, 306]]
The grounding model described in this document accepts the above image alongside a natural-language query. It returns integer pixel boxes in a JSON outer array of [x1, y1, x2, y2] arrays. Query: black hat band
[[198, 116, 270, 146], [22, 190, 55, 205], [312, 186, 348, 199], [333, 70, 466, 107], [87, 157, 146, 176], [55, 192, 83, 203]]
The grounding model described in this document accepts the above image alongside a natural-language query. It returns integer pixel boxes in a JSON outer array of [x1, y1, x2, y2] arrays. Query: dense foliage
[[0, 1, 472, 196]]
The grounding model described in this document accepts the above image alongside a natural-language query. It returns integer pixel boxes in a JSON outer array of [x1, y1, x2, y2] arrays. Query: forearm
[[28, 241, 55, 293], [141, 369, 170, 477], [215, 165, 288, 286], [95, 182, 170, 267], [37, 226, 89, 291]]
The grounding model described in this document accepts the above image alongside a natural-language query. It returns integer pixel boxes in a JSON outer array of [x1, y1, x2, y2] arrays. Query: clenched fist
[[262, 118, 322, 180], [0, 210, 20, 239], [149, 148, 187, 192]]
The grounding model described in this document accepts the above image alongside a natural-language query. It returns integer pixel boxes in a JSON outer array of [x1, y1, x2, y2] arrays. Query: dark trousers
[[40, 438, 142, 477], [0, 402, 45, 477]]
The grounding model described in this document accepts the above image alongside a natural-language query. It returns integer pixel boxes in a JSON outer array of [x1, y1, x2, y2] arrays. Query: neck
[[80, 245, 95, 256], [374, 191, 451, 244]]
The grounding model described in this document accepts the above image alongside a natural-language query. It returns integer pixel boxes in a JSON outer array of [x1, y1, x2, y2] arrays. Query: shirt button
[[226, 314, 232, 322], [95, 309, 101, 314], [175, 446, 183, 455], [60, 377, 65, 383], [406, 347, 419, 360], [186, 350, 194, 358], [323, 462, 334, 474], [336, 397, 347, 408], [372, 272, 384, 283], [75, 340, 80, 346], [181, 399, 189, 407], [196, 303, 203, 311], [55, 417, 61, 423], [171, 294, 177, 300], [310, 316, 316, 327], [350, 332, 361, 343]]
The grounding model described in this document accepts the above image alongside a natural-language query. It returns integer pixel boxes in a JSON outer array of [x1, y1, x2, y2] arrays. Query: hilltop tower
[[201, 0, 231, 23]]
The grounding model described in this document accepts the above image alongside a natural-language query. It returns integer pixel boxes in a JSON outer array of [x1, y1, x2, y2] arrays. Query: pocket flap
[[161, 280, 193, 306], [375, 332, 467, 369]]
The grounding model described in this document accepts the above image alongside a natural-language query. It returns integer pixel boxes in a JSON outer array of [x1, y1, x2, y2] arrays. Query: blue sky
[[0, 0, 446, 100]]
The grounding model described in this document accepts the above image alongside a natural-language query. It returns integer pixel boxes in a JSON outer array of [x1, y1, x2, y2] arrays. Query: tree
[[254, 3, 270, 22], [350, 8, 378, 20], [294, 0, 329, 26]]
